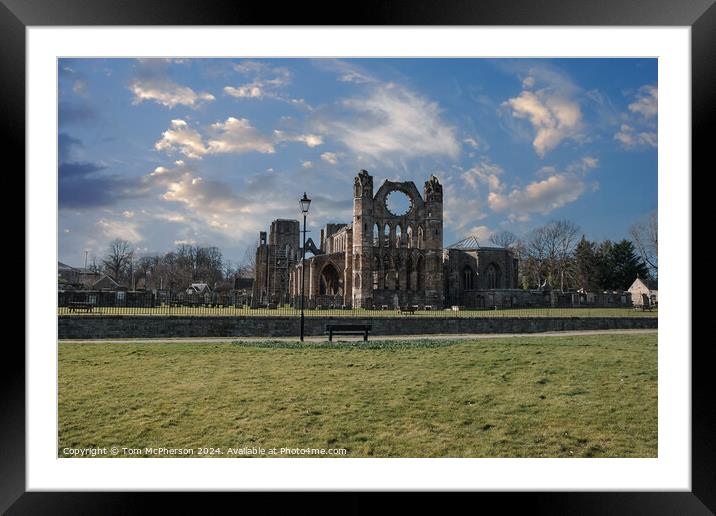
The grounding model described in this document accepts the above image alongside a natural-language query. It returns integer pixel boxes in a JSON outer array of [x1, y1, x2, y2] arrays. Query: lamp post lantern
[[299, 192, 311, 341]]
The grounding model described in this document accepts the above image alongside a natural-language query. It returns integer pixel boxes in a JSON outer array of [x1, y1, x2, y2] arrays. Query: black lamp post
[[299, 192, 311, 341]]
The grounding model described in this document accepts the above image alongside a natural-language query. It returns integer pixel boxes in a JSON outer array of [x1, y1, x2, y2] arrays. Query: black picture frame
[[6, 0, 708, 512]]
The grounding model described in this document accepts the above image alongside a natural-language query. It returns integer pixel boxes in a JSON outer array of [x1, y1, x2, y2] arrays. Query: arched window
[[463, 265, 474, 290], [383, 224, 390, 247], [406, 257, 413, 290], [394, 256, 401, 290], [373, 224, 380, 247], [417, 226, 424, 249], [372, 255, 381, 290], [485, 263, 501, 289], [383, 254, 392, 289], [416, 256, 425, 290], [395, 225, 402, 248], [320, 263, 342, 296], [406, 226, 413, 248]]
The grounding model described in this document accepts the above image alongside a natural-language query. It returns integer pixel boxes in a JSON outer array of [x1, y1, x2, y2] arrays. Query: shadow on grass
[[230, 339, 466, 350]]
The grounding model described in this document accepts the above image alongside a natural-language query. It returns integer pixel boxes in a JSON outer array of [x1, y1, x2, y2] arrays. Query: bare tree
[[101, 239, 134, 284], [240, 243, 258, 279], [490, 230, 517, 249], [629, 210, 658, 274], [551, 219, 581, 292], [525, 226, 551, 288], [522, 220, 580, 291]]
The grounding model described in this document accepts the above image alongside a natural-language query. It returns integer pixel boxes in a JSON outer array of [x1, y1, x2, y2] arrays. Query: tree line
[[89, 211, 656, 294], [490, 212, 656, 292], [92, 239, 255, 292]]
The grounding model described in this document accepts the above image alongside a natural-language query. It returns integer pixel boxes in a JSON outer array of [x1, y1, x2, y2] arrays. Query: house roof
[[58, 261, 75, 270], [447, 235, 505, 251], [643, 278, 658, 290], [92, 274, 119, 288], [631, 277, 658, 291], [76, 267, 100, 275]]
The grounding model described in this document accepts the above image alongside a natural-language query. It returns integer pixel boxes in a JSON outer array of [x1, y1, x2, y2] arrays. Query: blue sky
[[58, 58, 657, 267]]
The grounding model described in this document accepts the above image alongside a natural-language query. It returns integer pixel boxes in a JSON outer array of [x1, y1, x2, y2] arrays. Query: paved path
[[60, 328, 657, 344]]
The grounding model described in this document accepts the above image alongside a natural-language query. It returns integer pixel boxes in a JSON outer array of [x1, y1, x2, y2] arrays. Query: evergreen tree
[[608, 239, 649, 290], [574, 236, 600, 291], [595, 240, 615, 291], [595, 239, 649, 291]]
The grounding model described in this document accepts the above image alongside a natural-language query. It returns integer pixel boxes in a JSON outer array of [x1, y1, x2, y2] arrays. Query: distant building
[[628, 277, 658, 307], [252, 219, 301, 306], [58, 261, 101, 289], [92, 274, 121, 291], [232, 276, 254, 306], [58, 262, 79, 287], [253, 170, 517, 309], [443, 235, 519, 308], [186, 283, 212, 295]]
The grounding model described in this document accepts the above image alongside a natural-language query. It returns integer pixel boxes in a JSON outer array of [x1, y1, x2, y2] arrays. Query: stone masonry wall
[[59, 315, 657, 339]]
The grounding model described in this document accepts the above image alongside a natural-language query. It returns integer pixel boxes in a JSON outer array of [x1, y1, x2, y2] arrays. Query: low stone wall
[[58, 315, 657, 340]]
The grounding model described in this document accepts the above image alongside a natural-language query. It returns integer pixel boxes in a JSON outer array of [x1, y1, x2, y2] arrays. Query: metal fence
[[58, 290, 657, 318]]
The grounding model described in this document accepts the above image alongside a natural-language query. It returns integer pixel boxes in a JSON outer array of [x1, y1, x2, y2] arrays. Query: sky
[[58, 58, 657, 267]]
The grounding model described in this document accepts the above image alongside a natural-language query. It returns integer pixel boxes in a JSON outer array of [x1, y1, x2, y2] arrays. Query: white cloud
[[467, 225, 494, 242], [614, 124, 657, 149], [462, 159, 504, 192], [224, 61, 301, 105], [628, 84, 658, 119], [503, 90, 582, 157], [96, 218, 142, 242], [462, 136, 487, 151], [488, 156, 598, 215], [129, 80, 214, 108], [613, 85, 658, 151], [140, 160, 341, 250], [274, 130, 323, 148], [154, 119, 208, 159], [154, 118, 324, 159], [488, 174, 586, 214], [301, 161, 314, 169], [315, 83, 460, 161], [153, 210, 186, 222], [441, 179, 488, 233], [224, 85, 263, 98], [122, 210, 135, 219], [321, 152, 338, 165], [339, 72, 374, 83], [315, 59, 376, 84], [207, 117, 275, 155]]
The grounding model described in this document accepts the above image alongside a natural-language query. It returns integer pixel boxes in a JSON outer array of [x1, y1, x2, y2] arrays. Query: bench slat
[[325, 324, 371, 342]]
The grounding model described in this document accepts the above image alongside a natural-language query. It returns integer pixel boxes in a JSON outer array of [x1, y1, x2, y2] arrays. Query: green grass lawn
[[58, 333, 657, 458], [58, 306, 658, 317]]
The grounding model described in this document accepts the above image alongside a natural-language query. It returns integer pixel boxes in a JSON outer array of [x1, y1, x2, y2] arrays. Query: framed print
[[7, 0, 710, 512]]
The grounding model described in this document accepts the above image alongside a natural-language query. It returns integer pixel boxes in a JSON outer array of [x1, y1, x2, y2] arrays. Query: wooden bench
[[398, 305, 417, 315], [68, 301, 93, 313], [324, 324, 372, 342]]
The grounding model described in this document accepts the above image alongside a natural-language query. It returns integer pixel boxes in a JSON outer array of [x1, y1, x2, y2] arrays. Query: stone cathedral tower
[[351, 169, 374, 308], [351, 169, 444, 309], [256, 168, 517, 311]]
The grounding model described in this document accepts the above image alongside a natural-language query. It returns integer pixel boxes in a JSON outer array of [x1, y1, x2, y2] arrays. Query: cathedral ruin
[[252, 170, 518, 309]]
